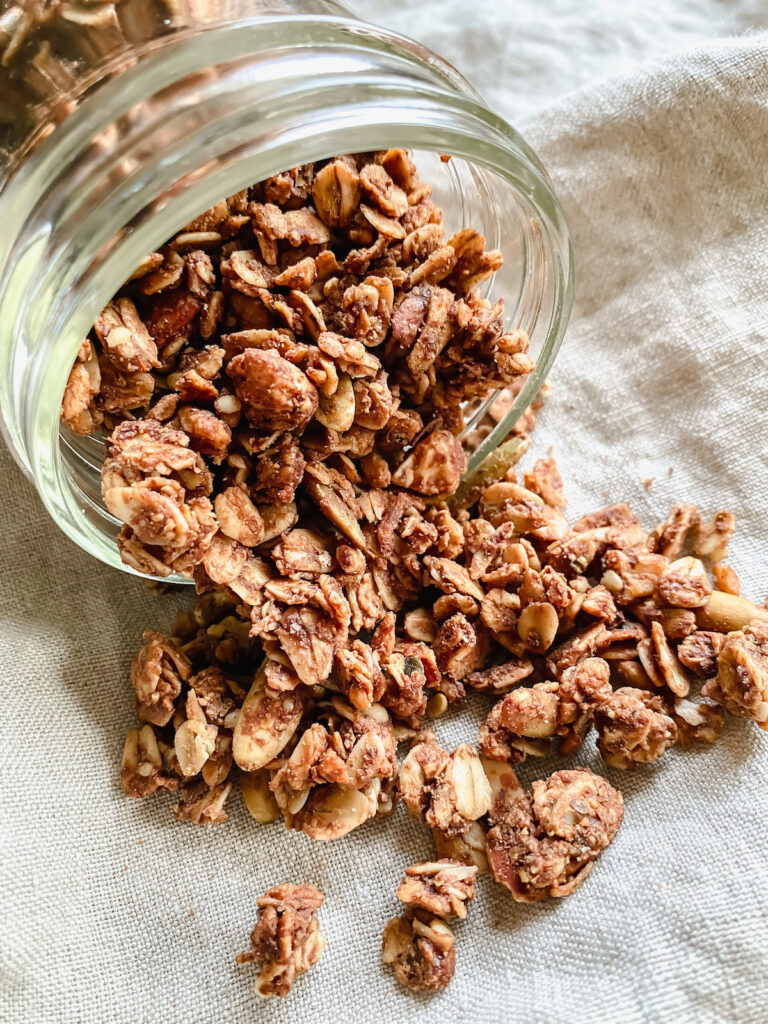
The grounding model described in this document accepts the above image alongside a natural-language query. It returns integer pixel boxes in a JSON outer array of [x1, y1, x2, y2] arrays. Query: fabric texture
[[2, 20, 768, 1024]]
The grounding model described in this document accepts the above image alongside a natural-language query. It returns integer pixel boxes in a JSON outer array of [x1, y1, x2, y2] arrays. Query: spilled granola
[[95, 154, 767, 999]]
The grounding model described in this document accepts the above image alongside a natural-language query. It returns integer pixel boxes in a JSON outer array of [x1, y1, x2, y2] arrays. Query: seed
[[427, 693, 448, 718]]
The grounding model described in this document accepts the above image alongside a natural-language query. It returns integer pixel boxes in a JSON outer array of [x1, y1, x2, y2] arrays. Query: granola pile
[[88, 154, 768, 998]]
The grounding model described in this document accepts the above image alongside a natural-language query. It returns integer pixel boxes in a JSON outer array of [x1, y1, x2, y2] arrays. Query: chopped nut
[[232, 668, 307, 772], [695, 591, 768, 632], [241, 769, 281, 824], [694, 511, 736, 563]]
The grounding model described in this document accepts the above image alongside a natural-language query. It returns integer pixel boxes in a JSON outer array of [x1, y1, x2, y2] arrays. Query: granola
[[236, 884, 325, 998], [486, 767, 623, 902]]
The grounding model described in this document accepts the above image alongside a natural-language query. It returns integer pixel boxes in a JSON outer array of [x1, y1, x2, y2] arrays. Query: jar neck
[[0, 14, 573, 575]]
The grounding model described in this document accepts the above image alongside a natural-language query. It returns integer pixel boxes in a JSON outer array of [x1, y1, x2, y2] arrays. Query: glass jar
[[0, 0, 573, 578]]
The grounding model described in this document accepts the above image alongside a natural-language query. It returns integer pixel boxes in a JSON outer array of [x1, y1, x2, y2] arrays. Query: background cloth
[[2, 9, 768, 1024]]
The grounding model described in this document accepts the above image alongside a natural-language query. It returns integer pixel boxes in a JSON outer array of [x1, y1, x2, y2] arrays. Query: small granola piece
[[360, 162, 409, 218], [673, 698, 725, 747], [391, 429, 467, 496], [677, 630, 725, 677], [288, 778, 382, 840], [646, 621, 691, 697], [647, 505, 700, 558], [434, 613, 486, 680], [658, 556, 711, 609], [479, 481, 568, 542], [229, 349, 318, 431], [396, 860, 478, 919], [312, 157, 361, 227], [120, 725, 178, 798], [173, 778, 232, 824], [61, 345, 101, 435], [486, 768, 623, 902], [398, 738, 491, 835], [237, 883, 325, 998], [694, 511, 736, 563], [702, 622, 768, 728], [382, 912, 455, 993], [523, 457, 566, 509], [131, 630, 191, 727], [174, 719, 218, 777], [432, 821, 489, 874], [593, 687, 678, 769], [94, 298, 158, 374], [176, 406, 231, 460], [272, 529, 333, 578]]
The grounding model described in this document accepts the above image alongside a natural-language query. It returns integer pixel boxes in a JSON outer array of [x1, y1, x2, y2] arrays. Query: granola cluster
[[236, 884, 325, 998], [382, 858, 477, 992]]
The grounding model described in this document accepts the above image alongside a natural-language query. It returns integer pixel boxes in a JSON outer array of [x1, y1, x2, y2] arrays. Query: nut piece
[[228, 349, 318, 431], [214, 487, 265, 547], [241, 769, 281, 824], [174, 719, 218, 777], [391, 429, 467, 496], [312, 157, 361, 227], [593, 687, 678, 769], [695, 591, 768, 633], [398, 737, 492, 835], [694, 511, 736, 563], [382, 912, 456, 992], [236, 883, 325, 998], [232, 666, 307, 771], [702, 622, 768, 728], [486, 767, 623, 902], [396, 859, 478, 919], [432, 821, 489, 874]]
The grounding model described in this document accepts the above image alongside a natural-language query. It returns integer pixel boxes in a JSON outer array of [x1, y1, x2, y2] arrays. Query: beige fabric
[[2, 32, 768, 1024]]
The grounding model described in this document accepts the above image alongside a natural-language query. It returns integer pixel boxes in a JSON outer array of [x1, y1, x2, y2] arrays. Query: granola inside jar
[[0, 0, 573, 578]]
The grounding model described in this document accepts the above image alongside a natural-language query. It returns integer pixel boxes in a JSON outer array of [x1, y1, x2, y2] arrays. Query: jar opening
[[0, 15, 573, 578]]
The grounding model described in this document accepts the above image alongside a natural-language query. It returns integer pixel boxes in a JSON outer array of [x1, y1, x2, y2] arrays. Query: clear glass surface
[[0, 3, 574, 578]]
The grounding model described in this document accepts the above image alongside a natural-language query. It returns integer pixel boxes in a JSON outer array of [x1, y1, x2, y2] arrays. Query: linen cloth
[[2, 25, 768, 1024]]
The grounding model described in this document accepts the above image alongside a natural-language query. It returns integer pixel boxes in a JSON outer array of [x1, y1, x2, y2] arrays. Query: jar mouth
[[0, 14, 573, 579]]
